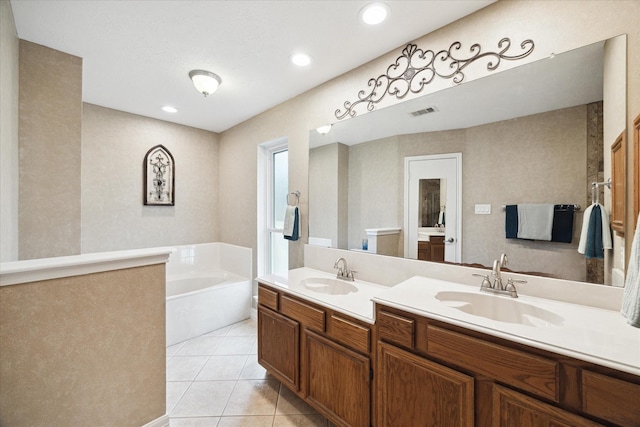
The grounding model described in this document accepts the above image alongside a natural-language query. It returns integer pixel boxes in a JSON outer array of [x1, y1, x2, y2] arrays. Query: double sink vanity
[[257, 259, 640, 427]]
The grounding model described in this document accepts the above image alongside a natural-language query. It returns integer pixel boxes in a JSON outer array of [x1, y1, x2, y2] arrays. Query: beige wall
[[218, 0, 640, 279], [0, 264, 166, 426], [81, 104, 220, 253], [18, 40, 82, 260], [0, 0, 19, 261]]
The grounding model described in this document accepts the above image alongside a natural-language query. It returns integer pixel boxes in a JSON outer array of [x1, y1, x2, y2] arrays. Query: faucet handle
[[472, 273, 492, 289], [346, 269, 357, 280], [507, 277, 527, 285]]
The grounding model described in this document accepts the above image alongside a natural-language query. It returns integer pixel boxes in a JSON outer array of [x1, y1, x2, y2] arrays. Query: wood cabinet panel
[[305, 330, 370, 427], [257, 285, 278, 310], [257, 306, 299, 390], [378, 341, 474, 427], [377, 310, 414, 349], [328, 314, 370, 355], [493, 384, 602, 427], [611, 131, 626, 234], [582, 370, 640, 426], [281, 295, 325, 332], [427, 325, 558, 402], [634, 113, 640, 224]]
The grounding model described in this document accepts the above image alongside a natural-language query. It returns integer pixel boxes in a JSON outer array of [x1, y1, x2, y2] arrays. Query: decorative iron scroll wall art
[[335, 37, 535, 120], [144, 144, 175, 206]]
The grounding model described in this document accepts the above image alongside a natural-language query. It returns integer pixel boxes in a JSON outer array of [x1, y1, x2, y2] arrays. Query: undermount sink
[[435, 291, 564, 327], [300, 277, 358, 295]]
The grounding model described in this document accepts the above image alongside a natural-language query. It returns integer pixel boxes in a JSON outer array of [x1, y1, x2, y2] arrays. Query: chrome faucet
[[473, 253, 525, 298], [334, 257, 356, 281]]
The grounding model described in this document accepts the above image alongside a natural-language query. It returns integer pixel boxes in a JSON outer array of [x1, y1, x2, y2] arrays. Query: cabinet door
[[257, 306, 299, 391], [305, 330, 370, 427], [430, 236, 445, 262], [492, 384, 603, 427], [378, 342, 474, 427]]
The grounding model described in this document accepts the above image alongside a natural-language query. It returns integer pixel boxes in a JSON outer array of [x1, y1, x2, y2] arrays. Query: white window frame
[[257, 137, 288, 278]]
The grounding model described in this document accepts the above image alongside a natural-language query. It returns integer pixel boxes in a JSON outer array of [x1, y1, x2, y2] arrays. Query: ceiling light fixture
[[189, 70, 222, 97], [290, 53, 312, 67], [161, 105, 178, 113], [360, 2, 390, 25], [316, 124, 332, 135]]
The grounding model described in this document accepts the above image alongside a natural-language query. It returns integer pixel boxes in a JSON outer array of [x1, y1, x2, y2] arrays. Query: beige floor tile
[[196, 355, 248, 381], [223, 379, 280, 416], [227, 319, 257, 336], [167, 381, 191, 414], [169, 417, 220, 426], [176, 336, 225, 356], [276, 384, 319, 415], [216, 415, 275, 426], [239, 355, 270, 380], [171, 380, 236, 417], [273, 414, 328, 427], [214, 336, 256, 355], [167, 356, 209, 381]]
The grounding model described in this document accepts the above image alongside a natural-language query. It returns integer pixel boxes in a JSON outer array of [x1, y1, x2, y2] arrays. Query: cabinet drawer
[[281, 295, 325, 332], [258, 285, 278, 310], [378, 310, 414, 349], [427, 325, 558, 402], [329, 314, 370, 354], [582, 370, 640, 426]]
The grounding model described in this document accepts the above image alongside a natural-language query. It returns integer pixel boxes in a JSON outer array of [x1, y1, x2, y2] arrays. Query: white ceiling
[[10, 0, 495, 133]]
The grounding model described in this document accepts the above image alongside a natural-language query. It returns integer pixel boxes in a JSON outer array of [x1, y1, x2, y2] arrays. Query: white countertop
[[373, 276, 640, 376], [257, 267, 389, 324], [259, 268, 639, 376]]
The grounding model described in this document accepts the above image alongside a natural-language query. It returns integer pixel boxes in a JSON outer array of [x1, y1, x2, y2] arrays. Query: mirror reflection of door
[[405, 153, 461, 262]]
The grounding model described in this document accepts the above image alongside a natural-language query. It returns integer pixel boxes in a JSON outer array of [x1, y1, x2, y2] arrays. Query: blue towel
[[551, 205, 574, 243], [505, 205, 518, 238], [584, 205, 603, 258], [283, 206, 299, 241]]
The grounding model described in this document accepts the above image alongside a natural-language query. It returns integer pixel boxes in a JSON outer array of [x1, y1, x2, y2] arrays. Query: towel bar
[[501, 204, 581, 212]]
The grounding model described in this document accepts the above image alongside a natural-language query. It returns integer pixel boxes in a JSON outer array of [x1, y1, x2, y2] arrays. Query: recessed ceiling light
[[360, 2, 390, 25], [162, 105, 178, 113], [290, 53, 312, 67]]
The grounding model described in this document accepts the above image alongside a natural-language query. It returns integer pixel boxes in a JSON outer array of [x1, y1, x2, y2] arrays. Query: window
[[258, 138, 288, 278]]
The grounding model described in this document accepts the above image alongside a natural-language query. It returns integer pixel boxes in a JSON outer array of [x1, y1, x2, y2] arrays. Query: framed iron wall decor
[[144, 144, 175, 206]]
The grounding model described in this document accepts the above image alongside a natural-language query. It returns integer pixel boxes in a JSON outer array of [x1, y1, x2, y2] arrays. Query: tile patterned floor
[[167, 319, 330, 427]]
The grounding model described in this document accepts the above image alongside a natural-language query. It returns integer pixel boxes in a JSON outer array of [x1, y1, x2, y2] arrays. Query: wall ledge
[[141, 414, 170, 427], [0, 247, 174, 286]]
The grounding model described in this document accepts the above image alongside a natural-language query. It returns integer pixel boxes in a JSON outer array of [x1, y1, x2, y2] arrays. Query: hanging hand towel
[[283, 205, 299, 241], [578, 203, 612, 257], [517, 204, 554, 241], [621, 213, 640, 328]]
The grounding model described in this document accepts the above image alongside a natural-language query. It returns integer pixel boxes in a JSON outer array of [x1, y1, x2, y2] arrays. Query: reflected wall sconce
[[189, 70, 222, 97], [316, 124, 332, 135]]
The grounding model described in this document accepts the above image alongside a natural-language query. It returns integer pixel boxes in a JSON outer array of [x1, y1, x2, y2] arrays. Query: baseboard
[[250, 306, 257, 321], [141, 414, 169, 427]]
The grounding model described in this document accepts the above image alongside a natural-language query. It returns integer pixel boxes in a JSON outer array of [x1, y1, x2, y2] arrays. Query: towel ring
[[286, 191, 300, 206]]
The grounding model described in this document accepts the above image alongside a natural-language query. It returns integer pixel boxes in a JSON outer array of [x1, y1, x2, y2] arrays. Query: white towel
[[517, 204, 554, 241], [621, 213, 640, 328], [577, 203, 612, 254], [283, 205, 297, 238]]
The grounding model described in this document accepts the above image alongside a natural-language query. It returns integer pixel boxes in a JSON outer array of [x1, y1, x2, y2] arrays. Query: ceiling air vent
[[409, 106, 439, 117]]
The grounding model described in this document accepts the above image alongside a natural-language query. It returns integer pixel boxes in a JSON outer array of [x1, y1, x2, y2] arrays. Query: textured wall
[[18, 40, 82, 260], [81, 104, 220, 253], [0, 0, 19, 261], [0, 264, 166, 426]]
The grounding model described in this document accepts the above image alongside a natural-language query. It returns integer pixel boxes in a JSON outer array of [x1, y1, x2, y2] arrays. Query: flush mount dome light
[[189, 70, 222, 97], [161, 105, 178, 113], [360, 2, 390, 25], [316, 124, 332, 135], [290, 53, 312, 67]]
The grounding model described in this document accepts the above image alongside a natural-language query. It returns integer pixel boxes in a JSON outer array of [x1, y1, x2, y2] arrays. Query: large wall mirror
[[309, 35, 627, 286]]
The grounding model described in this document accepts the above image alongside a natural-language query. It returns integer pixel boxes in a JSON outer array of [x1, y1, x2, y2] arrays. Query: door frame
[[403, 153, 462, 262]]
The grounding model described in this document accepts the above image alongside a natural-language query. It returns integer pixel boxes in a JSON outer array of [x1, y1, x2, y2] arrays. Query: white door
[[404, 153, 461, 262]]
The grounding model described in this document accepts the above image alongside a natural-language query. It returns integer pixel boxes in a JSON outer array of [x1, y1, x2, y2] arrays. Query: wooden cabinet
[[257, 283, 373, 427], [378, 341, 474, 427], [305, 330, 370, 427], [375, 304, 640, 427], [611, 131, 626, 234], [257, 306, 299, 390], [417, 236, 445, 262]]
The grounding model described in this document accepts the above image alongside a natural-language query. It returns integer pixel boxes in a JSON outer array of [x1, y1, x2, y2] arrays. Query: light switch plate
[[475, 204, 491, 214]]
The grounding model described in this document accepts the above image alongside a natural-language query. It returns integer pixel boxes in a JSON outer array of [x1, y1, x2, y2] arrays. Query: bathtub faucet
[[334, 257, 356, 281]]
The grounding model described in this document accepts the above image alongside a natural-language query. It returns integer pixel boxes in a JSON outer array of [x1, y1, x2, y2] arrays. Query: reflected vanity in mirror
[[309, 35, 627, 285]]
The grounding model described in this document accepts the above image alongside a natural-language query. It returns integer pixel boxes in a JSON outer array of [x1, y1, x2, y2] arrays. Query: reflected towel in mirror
[[284, 205, 299, 241], [577, 203, 612, 258]]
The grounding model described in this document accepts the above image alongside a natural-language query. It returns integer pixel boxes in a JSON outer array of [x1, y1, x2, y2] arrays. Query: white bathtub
[[165, 243, 252, 346]]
